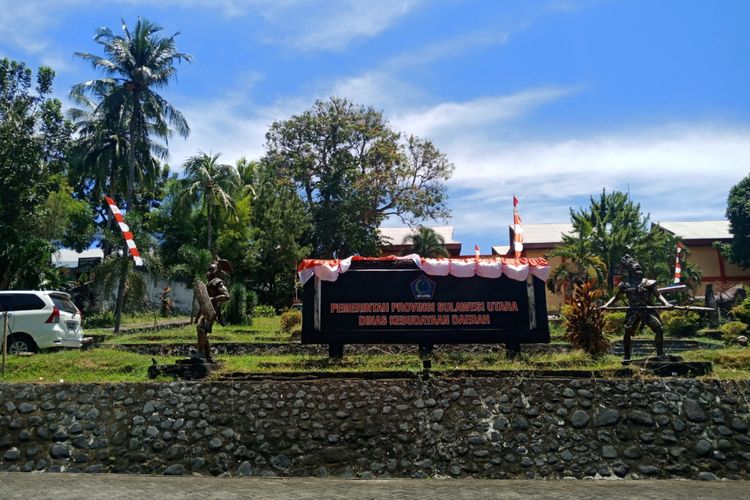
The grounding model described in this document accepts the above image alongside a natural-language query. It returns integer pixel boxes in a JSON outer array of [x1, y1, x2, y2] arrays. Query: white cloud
[[444, 125, 750, 236], [0, 1, 57, 54], [385, 30, 509, 71], [326, 70, 427, 111], [0, 0, 422, 55], [393, 86, 582, 138], [166, 88, 313, 167], [278, 0, 423, 51]]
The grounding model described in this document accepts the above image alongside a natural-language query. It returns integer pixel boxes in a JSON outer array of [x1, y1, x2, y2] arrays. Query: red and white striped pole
[[104, 196, 143, 267], [673, 242, 684, 284], [512, 195, 524, 258]]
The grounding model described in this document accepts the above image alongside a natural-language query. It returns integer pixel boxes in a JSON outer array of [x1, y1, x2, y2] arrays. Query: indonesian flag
[[474, 244, 480, 258], [673, 242, 684, 284], [104, 196, 143, 267], [512, 195, 523, 258]]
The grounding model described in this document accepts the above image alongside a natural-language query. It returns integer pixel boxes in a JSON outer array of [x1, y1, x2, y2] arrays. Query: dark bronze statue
[[193, 257, 233, 362], [601, 254, 671, 361]]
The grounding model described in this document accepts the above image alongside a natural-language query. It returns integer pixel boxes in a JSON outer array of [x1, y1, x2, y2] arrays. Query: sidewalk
[[0, 473, 747, 500]]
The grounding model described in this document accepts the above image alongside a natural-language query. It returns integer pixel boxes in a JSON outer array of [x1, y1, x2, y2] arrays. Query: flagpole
[[512, 195, 523, 259]]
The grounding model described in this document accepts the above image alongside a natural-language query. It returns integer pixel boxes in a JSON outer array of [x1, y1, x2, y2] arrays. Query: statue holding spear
[[600, 254, 712, 361], [600, 254, 671, 360]]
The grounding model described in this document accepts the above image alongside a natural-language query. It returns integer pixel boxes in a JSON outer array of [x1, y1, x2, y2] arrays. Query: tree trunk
[[114, 92, 140, 334], [207, 202, 212, 251]]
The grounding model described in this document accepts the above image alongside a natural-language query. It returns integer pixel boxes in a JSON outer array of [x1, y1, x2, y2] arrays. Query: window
[[13, 294, 46, 311], [50, 294, 78, 314], [0, 295, 12, 312]]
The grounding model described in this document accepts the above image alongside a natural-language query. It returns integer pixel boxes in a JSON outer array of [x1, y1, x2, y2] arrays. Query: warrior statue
[[193, 256, 233, 362], [601, 254, 671, 361]]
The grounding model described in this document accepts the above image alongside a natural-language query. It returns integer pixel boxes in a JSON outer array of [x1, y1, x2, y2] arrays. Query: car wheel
[[6, 334, 37, 354]]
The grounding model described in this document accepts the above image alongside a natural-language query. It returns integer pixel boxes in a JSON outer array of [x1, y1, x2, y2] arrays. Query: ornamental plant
[[564, 281, 610, 357], [280, 310, 302, 333]]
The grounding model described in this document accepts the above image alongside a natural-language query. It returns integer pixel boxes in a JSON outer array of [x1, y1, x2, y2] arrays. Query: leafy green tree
[[721, 174, 750, 269], [265, 97, 454, 258], [401, 226, 449, 257], [248, 160, 310, 308], [215, 193, 253, 279], [72, 18, 190, 332], [175, 152, 242, 251], [549, 190, 699, 296], [573, 190, 673, 292], [641, 229, 701, 294], [0, 58, 78, 289], [167, 245, 213, 283], [38, 175, 97, 251]]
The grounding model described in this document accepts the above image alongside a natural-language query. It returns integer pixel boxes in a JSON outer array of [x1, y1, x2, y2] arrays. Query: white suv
[[0, 291, 84, 353]]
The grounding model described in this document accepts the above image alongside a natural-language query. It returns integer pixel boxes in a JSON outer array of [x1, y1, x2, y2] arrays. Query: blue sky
[[1, 0, 749, 255]]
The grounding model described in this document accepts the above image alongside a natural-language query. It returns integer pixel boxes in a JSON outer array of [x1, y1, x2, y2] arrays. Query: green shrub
[[661, 310, 701, 337], [280, 310, 302, 333], [603, 312, 626, 336], [225, 283, 251, 325], [731, 296, 750, 324], [721, 321, 749, 343], [245, 290, 259, 316], [82, 311, 114, 328], [253, 305, 276, 318]]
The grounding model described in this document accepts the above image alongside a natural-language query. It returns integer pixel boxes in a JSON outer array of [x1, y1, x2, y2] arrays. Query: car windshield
[[51, 294, 78, 315]]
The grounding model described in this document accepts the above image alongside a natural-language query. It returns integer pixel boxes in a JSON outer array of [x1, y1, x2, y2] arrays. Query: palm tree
[[72, 17, 191, 205], [402, 226, 449, 258], [546, 232, 607, 302], [72, 18, 191, 333], [176, 152, 241, 250]]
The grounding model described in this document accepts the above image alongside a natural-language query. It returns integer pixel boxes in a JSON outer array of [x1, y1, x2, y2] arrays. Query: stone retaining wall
[[1, 378, 749, 479]]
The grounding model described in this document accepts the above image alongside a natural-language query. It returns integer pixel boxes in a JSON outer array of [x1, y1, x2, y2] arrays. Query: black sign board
[[302, 260, 549, 348]]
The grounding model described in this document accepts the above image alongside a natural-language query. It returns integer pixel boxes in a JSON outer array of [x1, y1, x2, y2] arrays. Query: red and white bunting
[[297, 255, 550, 285], [104, 196, 143, 267], [673, 242, 684, 284], [512, 195, 523, 258]]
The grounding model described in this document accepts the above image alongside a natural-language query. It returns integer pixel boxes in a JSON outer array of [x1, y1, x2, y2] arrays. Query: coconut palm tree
[[176, 152, 242, 251], [402, 226, 449, 258], [72, 18, 191, 334], [72, 17, 191, 205]]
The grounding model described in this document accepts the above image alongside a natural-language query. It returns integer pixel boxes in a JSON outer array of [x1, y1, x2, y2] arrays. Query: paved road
[[1, 473, 748, 500]]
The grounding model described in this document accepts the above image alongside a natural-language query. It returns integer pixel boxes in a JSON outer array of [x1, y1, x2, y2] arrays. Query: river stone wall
[[1, 378, 749, 479]]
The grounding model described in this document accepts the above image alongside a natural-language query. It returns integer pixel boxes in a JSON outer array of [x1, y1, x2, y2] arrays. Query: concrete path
[[1, 473, 748, 500]]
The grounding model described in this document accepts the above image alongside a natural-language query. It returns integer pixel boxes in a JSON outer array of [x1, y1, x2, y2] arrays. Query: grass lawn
[[101, 316, 289, 345], [0, 349, 179, 383], [2, 346, 748, 383], [3, 311, 747, 383]]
